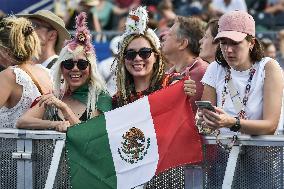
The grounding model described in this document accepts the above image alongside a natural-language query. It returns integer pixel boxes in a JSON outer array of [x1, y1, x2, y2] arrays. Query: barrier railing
[[1, 128, 284, 189]]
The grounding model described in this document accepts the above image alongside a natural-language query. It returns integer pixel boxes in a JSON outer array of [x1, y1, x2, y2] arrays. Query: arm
[[201, 84, 217, 106], [17, 100, 71, 132], [36, 94, 81, 125], [203, 61, 284, 134], [92, 14, 102, 33], [112, 6, 128, 15], [92, 14, 104, 42], [0, 70, 13, 108], [264, 2, 284, 14], [240, 60, 284, 134]]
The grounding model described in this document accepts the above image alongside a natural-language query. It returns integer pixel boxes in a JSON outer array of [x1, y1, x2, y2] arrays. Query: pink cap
[[214, 10, 255, 42]]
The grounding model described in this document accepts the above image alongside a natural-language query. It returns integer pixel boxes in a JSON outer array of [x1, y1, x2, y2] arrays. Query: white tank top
[[0, 66, 42, 128], [202, 57, 284, 134]]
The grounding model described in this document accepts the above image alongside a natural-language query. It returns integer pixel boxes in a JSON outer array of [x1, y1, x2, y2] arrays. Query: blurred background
[[1, 0, 284, 67]]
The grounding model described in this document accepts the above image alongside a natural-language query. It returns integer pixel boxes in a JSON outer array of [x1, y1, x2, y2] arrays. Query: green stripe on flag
[[66, 115, 117, 189]]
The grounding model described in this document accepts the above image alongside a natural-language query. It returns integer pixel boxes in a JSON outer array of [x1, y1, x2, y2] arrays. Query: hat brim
[[17, 13, 70, 54], [82, 0, 99, 6], [214, 31, 247, 42]]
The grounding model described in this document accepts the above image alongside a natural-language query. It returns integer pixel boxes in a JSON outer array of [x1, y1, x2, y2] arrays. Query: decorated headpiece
[[121, 6, 160, 49], [116, 7, 165, 107], [52, 12, 107, 117], [65, 12, 95, 55]]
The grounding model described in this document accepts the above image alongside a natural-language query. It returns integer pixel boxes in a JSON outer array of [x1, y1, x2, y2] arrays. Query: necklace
[[221, 65, 256, 119]]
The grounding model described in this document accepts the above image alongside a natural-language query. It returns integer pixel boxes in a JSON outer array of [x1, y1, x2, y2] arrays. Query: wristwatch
[[230, 117, 241, 132]]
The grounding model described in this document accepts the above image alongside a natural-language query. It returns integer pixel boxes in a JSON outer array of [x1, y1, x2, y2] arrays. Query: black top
[[0, 64, 5, 72]]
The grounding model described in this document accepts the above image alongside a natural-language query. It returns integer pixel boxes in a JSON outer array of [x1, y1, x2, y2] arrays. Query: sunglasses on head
[[61, 59, 89, 70], [124, 48, 154, 61]]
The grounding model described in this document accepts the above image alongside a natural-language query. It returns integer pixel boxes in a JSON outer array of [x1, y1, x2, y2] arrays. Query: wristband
[[230, 117, 241, 132]]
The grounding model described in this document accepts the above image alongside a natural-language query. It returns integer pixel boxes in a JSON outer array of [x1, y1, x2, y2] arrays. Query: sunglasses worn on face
[[124, 48, 154, 61], [61, 59, 89, 70]]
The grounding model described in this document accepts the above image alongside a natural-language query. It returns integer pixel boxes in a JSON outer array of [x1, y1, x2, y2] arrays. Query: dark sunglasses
[[61, 59, 89, 70], [31, 21, 54, 31], [124, 48, 154, 61]]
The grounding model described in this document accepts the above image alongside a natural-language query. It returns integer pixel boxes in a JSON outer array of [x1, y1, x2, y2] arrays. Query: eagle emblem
[[118, 127, 150, 164]]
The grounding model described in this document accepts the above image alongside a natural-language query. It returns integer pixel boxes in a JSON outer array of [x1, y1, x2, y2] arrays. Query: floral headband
[[121, 6, 160, 49], [65, 12, 95, 55]]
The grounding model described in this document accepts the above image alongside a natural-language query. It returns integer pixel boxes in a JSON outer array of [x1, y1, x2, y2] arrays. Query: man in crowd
[[161, 16, 208, 114], [18, 10, 70, 68]]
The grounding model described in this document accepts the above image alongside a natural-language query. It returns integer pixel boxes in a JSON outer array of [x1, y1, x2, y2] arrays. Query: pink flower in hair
[[65, 12, 95, 54]]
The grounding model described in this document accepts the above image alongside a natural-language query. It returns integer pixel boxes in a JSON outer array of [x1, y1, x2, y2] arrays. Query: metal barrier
[[1, 128, 284, 189], [0, 128, 69, 189]]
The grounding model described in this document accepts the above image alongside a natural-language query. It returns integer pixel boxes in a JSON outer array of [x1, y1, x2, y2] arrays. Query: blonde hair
[[52, 45, 108, 117], [116, 32, 165, 106], [0, 16, 40, 63]]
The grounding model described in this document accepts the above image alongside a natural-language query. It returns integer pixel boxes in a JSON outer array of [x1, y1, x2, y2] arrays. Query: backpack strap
[[19, 64, 43, 95]]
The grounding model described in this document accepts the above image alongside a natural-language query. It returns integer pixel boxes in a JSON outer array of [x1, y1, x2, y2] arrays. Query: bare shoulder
[[35, 65, 52, 77], [0, 67, 16, 84], [264, 59, 283, 73]]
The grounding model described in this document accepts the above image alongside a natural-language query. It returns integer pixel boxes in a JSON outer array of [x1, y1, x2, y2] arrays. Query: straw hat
[[17, 10, 71, 54]]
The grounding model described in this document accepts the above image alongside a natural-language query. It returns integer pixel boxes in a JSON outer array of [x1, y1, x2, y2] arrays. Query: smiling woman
[[113, 6, 174, 108], [16, 12, 112, 132]]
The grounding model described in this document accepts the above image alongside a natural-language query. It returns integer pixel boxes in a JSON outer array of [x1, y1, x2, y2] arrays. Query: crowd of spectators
[[52, 0, 284, 32], [50, 0, 284, 68]]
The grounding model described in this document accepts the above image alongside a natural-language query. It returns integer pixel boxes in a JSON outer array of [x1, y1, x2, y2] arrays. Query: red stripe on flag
[[148, 80, 203, 174]]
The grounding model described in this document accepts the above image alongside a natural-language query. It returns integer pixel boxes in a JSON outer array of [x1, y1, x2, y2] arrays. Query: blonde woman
[[17, 12, 111, 132], [0, 16, 52, 128]]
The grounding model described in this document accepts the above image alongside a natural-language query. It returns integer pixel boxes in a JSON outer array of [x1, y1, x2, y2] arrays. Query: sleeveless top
[[201, 57, 284, 134], [0, 66, 43, 128]]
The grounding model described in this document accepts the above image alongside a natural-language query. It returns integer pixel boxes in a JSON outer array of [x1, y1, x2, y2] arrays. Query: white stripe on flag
[[105, 97, 159, 189]]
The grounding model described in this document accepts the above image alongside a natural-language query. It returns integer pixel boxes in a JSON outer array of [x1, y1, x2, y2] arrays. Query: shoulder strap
[[227, 79, 243, 113], [19, 64, 43, 95], [46, 58, 58, 69]]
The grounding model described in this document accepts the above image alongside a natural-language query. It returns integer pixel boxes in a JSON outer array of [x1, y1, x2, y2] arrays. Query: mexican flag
[[66, 80, 203, 189]]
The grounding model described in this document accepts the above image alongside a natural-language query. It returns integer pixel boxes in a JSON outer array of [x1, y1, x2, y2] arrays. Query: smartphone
[[195, 101, 216, 112]]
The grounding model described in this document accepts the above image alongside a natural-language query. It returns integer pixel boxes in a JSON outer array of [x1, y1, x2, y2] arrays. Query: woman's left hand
[[184, 78, 196, 97], [202, 107, 235, 129]]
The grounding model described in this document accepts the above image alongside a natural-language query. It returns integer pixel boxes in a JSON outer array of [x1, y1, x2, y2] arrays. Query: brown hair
[[176, 16, 205, 56], [206, 18, 219, 43], [260, 38, 275, 50], [116, 33, 165, 107], [215, 35, 265, 68], [0, 16, 40, 63]]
